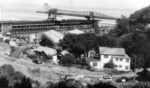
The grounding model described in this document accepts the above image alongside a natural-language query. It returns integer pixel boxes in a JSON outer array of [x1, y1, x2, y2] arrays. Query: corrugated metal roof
[[43, 30, 64, 44], [32, 46, 57, 56]]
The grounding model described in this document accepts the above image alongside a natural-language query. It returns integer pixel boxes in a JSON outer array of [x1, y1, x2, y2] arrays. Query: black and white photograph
[[0, 0, 150, 88]]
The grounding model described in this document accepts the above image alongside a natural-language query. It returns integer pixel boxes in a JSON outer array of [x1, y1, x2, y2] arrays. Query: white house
[[88, 47, 130, 71]]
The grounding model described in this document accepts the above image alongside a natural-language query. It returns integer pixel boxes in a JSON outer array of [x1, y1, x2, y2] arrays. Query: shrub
[[136, 68, 150, 82], [60, 54, 75, 66], [14, 77, 32, 88], [60, 54, 88, 67], [87, 81, 117, 88], [0, 64, 15, 76], [0, 77, 9, 88], [119, 82, 150, 88], [104, 60, 115, 69], [60, 54, 81, 66], [0, 64, 33, 88], [4, 39, 10, 44], [110, 69, 130, 75], [46, 79, 84, 88]]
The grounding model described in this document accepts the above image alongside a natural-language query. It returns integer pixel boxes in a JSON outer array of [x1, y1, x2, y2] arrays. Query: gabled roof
[[86, 57, 99, 62], [43, 30, 64, 44], [99, 47, 127, 56], [31, 46, 57, 56], [112, 55, 130, 59]]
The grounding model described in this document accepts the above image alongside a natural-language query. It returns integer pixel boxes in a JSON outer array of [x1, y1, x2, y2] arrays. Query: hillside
[[0, 42, 135, 86], [0, 54, 135, 85]]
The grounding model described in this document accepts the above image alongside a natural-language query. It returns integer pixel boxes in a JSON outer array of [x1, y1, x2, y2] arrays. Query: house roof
[[31, 46, 57, 56], [68, 29, 84, 34], [112, 55, 130, 59], [99, 47, 127, 56], [86, 57, 99, 62], [42, 30, 64, 44]]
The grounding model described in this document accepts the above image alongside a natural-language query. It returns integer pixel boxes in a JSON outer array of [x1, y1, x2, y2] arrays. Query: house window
[[120, 58, 123, 61], [93, 62, 97, 66], [115, 65, 118, 67], [119, 65, 122, 68], [126, 58, 129, 62], [125, 66, 129, 70], [104, 55, 109, 58]]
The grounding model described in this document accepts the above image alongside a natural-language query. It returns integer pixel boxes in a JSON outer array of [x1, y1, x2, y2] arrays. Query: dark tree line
[[112, 5, 150, 71], [59, 5, 150, 72]]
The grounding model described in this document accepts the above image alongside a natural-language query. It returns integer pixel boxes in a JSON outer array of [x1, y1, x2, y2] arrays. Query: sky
[[0, 0, 150, 21]]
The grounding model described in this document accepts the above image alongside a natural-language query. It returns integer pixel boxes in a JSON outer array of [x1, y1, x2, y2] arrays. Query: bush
[[110, 69, 130, 75], [46, 76, 118, 88], [137, 68, 150, 81], [60, 54, 88, 68], [87, 81, 117, 88], [0, 77, 9, 88], [60, 54, 75, 66], [119, 82, 150, 88], [0, 64, 33, 88], [46, 79, 84, 88], [14, 77, 32, 88], [104, 60, 115, 69], [0, 64, 15, 76], [4, 39, 10, 44]]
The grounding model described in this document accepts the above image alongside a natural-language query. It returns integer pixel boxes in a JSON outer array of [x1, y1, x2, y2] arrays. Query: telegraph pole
[[0, 6, 3, 35]]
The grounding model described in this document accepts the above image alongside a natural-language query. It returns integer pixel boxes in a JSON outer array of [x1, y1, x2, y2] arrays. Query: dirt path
[[9, 46, 27, 58]]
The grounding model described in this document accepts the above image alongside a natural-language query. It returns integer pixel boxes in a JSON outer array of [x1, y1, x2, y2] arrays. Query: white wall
[[113, 57, 130, 71], [89, 61, 101, 70], [52, 55, 59, 64], [100, 54, 130, 71]]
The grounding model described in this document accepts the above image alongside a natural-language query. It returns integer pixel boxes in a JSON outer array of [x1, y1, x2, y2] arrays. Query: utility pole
[[0, 6, 3, 35]]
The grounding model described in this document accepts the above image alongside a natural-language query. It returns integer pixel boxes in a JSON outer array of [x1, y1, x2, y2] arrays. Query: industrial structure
[[37, 4, 117, 21], [0, 4, 118, 35]]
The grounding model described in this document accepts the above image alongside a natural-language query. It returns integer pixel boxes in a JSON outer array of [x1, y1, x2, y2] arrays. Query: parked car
[[99, 75, 113, 81], [103, 75, 113, 81]]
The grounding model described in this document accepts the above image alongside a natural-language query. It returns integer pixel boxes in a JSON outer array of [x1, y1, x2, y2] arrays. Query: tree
[[104, 60, 115, 69], [113, 5, 150, 71], [114, 15, 131, 36], [60, 54, 76, 66], [119, 32, 150, 70], [130, 5, 150, 23], [78, 33, 99, 57], [98, 35, 117, 47], [59, 33, 99, 58]]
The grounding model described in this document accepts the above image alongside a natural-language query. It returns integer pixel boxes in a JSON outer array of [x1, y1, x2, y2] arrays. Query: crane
[[37, 4, 118, 21]]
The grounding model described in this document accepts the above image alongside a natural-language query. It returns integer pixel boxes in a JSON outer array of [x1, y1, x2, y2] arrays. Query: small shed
[[31, 46, 59, 64], [86, 58, 101, 71]]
